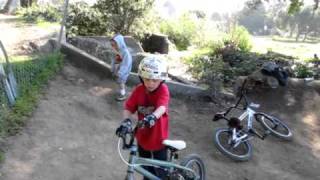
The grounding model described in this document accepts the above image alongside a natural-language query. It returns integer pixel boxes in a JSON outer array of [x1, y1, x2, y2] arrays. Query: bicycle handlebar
[[213, 78, 251, 121], [119, 120, 147, 149]]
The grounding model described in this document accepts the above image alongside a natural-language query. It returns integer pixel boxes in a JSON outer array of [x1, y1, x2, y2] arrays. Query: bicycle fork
[[126, 146, 138, 180]]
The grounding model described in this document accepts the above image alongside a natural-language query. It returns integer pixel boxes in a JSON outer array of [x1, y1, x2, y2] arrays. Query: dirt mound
[[0, 63, 319, 179]]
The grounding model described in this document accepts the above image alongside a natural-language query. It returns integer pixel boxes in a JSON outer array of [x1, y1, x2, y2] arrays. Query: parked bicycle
[[116, 120, 206, 180], [212, 79, 293, 161]]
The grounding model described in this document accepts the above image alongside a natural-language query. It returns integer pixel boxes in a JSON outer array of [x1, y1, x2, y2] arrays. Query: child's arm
[[152, 106, 166, 119], [123, 109, 134, 120], [143, 106, 166, 127]]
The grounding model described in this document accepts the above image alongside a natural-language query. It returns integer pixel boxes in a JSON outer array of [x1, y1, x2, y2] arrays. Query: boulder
[[234, 70, 280, 96], [123, 36, 144, 55], [68, 36, 144, 65], [141, 33, 169, 54], [68, 36, 114, 64]]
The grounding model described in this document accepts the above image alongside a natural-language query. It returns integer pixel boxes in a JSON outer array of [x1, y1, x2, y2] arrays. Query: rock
[[68, 36, 144, 65], [132, 52, 151, 72], [123, 36, 144, 55], [141, 33, 169, 54], [29, 41, 40, 51], [39, 40, 55, 54], [234, 70, 280, 96], [68, 36, 114, 64]]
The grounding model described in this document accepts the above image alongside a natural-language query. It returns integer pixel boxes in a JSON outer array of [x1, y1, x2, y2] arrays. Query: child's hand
[[143, 114, 157, 127], [115, 118, 132, 137]]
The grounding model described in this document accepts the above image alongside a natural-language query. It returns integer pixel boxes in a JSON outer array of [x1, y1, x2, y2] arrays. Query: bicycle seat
[[163, 140, 186, 151]]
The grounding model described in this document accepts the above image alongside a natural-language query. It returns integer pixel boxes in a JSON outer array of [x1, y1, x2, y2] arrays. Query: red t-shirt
[[125, 83, 170, 151]]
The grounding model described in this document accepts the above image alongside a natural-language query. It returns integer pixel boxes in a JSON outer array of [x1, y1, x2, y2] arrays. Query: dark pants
[[138, 145, 168, 180]]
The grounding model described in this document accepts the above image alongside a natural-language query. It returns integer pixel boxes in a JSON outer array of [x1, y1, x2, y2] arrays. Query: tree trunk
[[303, 9, 316, 42], [2, 0, 20, 14], [295, 30, 301, 42], [289, 27, 294, 37], [20, 0, 36, 7]]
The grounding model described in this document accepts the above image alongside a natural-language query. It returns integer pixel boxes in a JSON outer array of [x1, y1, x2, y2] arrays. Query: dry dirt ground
[[0, 14, 59, 56], [1, 14, 320, 180], [0, 62, 319, 180]]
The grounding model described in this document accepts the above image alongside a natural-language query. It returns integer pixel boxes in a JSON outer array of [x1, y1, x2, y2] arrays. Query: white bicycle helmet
[[138, 55, 168, 80]]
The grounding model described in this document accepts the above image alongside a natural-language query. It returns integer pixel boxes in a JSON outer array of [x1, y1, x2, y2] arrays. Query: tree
[[245, 0, 319, 14], [1, 0, 36, 14], [275, 5, 320, 41], [94, 0, 155, 34], [1, 0, 20, 14], [237, 3, 273, 35], [20, 0, 35, 7]]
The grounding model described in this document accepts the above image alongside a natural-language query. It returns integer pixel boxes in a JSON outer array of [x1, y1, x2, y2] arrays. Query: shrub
[[160, 13, 197, 50], [223, 25, 252, 52], [66, 2, 108, 37], [16, 5, 61, 22], [94, 0, 155, 35], [293, 63, 314, 78]]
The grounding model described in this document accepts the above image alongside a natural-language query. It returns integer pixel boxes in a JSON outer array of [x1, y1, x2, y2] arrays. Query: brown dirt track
[[0, 63, 319, 180]]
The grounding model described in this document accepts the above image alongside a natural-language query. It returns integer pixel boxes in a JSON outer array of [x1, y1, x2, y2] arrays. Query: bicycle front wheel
[[179, 154, 206, 180], [255, 113, 293, 140], [213, 128, 252, 161]]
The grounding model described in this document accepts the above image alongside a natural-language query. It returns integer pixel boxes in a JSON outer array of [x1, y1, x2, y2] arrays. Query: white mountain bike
[[212, 79, 293, 161]]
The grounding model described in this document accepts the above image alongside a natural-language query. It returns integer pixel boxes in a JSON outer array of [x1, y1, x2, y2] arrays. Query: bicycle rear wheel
[[179, 154, 206, 180], [213, 128, 252, 161], [255, 113, 293, 140]]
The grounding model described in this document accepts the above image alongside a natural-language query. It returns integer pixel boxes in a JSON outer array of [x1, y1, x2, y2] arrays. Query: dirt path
[[0, 62, 319, 179], [0, 14, 59, 55]]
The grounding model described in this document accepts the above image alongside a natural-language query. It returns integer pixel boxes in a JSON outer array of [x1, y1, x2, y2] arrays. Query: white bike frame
[[230, 103, 260, 147]]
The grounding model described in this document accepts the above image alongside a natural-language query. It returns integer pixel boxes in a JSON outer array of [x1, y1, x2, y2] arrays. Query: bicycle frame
[[124, 144, 197, 180], [230, 106, 257, 146], [238, 106, 255, 130], [214, 79, 268, 145]]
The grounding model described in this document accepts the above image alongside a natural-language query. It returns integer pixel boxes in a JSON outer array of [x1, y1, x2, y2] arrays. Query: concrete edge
[[57, 40, 208, 97]]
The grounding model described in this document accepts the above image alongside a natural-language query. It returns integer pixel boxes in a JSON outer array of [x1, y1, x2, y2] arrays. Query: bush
[[293, 63, 314, 78], [94, 0, 155, 35], [66, 2, 108, 37], [223, 26, 252, 52], [16, 5, 61, 22], [160, 13, 197, 50]]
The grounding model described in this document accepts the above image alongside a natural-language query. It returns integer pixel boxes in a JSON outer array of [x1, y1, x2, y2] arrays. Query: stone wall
[[68, 36, 146, 72], [59, 41, 207, 98]]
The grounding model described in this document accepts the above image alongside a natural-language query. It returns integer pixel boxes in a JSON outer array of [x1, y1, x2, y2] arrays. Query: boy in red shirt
[[116, 55, 170, 179]]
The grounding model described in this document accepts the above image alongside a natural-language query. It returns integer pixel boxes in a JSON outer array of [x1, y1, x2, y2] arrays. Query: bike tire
[[213, 128, 252, 161], [255, 113, 293, 140], [179, 154, 206, 180]]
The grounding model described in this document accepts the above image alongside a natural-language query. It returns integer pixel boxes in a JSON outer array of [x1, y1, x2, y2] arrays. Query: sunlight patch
[[89, 86, 113, 96]]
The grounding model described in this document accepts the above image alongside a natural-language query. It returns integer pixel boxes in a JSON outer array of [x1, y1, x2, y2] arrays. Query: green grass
[[36, 20, 59, 29], [0, 52, 64, 137], [251, 36, 320, 61]]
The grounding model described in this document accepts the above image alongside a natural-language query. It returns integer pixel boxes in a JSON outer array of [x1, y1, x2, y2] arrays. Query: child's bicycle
[[212, 79, 293, 161], [116, 120, 206, 180]]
